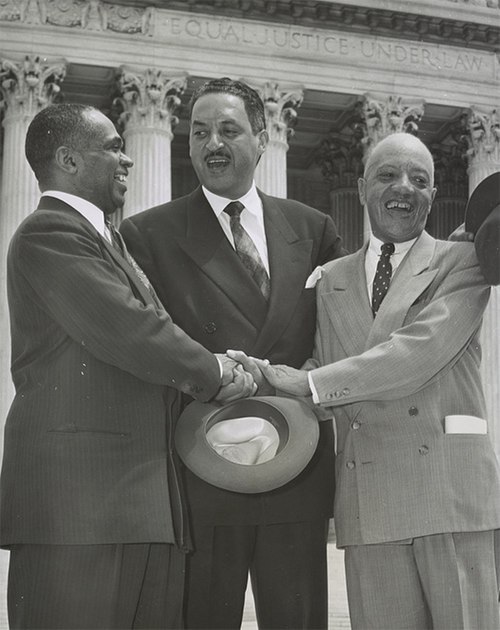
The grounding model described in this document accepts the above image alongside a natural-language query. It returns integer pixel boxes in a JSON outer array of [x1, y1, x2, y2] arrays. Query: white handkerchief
[[305, 266, 324, 289], [444, 415, 487, 434]]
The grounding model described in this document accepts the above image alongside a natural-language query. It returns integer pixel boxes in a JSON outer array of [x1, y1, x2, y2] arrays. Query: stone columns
[[116, 67, 186, 218], [0, 54, 66, 452], [465, 106, 500, 456], [254, 82, 303, 198]]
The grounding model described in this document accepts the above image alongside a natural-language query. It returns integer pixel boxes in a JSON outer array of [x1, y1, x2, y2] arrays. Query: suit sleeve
[[310, 247, 490, 406], [12, 213, 221, 400]]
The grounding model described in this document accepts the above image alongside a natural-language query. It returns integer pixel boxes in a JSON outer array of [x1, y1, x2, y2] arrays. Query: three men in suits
[[0, 103, 253, 629], [241, 133, 500, 628], [121, 78, 345, 629]]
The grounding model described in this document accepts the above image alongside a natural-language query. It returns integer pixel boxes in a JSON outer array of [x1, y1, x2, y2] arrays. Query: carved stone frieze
[[0, 0, 155, 34], [0, 54, 66, 118], [0, 1, 498, 53]]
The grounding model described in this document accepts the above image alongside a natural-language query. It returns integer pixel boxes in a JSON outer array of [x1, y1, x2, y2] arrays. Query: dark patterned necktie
[[371, 242, 395, 316], [224, 201, 270, 300], [105, 220, 155, 295]]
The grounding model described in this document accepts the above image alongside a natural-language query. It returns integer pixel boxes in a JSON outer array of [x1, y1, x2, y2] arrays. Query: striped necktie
[[224, 201, 270, 300]]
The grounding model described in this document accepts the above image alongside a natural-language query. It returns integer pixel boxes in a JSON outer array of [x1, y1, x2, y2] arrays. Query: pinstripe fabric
[[308, 232, 500, 546], [0, 197, 221, 546]]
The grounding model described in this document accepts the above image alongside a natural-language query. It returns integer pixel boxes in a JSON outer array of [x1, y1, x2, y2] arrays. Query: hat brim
[[464, 172, 500, 234], [175, 396, 320, 494]]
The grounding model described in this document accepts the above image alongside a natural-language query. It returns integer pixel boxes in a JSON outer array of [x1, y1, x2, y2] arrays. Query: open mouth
[[206, 155, 230, 171], [114, 174, 128, 190]]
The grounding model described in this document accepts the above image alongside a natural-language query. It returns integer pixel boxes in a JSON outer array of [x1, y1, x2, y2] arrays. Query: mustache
[[205, 149, 230, 161]]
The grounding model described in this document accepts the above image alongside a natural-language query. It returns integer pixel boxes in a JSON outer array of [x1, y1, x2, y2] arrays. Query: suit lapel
[[37, 197, 156, 307], [366, 231, 438, 349], [251, 194, 316, 357], [320, 247, 373, 358], [175, 188, 268, 329]]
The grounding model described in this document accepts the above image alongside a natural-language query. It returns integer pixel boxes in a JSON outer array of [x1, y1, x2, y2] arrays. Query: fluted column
[[360, 94, 425, 239], [254, 82, 302, 198], [116, 67, 186, 219], [465, 106, 500, 456], [0, 54, 66, 454]]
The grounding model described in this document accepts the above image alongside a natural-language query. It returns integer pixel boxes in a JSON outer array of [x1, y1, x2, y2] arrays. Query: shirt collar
[[368, 233, 417, 259], [41, 190, 107, 238], [202, 183, 261, 218]]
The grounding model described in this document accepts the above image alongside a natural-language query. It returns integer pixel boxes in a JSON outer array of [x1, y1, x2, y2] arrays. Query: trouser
[[345, 530, 500, 630], [184, 519, 329, 630], [7, 542, 185, 629]]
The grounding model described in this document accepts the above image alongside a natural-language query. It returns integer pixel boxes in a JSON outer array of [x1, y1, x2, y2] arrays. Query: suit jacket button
[[334, 391, 342, 398], [409, 406, 419, 416], [342, 388, 350, 396], [351, 421, 360, 430], [203, 321, 217, 334], [346, 460, 356, 470], [418, 445, 429, 455]]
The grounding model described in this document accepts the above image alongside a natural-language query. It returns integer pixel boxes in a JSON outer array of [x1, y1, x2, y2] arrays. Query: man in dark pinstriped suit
[[0, 103, 254, 629]]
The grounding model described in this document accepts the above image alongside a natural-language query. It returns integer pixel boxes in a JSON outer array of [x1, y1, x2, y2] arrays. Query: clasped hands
[[214, 351, 310, 403]]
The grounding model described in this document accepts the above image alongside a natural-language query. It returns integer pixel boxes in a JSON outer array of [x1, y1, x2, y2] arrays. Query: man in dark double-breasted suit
[[121, 78, 345, 629]]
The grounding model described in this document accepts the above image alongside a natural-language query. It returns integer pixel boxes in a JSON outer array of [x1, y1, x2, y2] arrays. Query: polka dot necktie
[[224, 201, 270, 300], [371, 242, 395, 316]]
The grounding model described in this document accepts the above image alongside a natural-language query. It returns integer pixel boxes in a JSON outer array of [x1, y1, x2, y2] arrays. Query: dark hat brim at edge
[[175, 396, 320, 494], [464, 171, 500, 234]]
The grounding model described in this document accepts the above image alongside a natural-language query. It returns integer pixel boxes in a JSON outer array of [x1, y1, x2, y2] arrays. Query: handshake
[[213, 350, 311, 403]]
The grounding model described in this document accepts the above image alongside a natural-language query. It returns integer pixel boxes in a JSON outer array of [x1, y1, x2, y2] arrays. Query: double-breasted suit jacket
[[121, 186, 345, 526], [0, 197, 221, 547], [306, 231, 500, 547]]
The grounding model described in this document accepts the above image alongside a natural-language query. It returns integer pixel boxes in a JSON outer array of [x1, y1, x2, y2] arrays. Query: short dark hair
[[25, 103, 99, 183], [190, 77, 266, 135]]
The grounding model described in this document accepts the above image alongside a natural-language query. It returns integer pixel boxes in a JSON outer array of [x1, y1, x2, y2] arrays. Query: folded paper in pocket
[[444, 415, 487, 435]]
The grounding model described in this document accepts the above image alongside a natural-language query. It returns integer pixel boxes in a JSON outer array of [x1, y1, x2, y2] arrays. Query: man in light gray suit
[[232, 133, 500, 629]]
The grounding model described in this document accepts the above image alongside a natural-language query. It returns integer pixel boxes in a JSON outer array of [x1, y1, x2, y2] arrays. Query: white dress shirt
[[202, 183, 270, 275]]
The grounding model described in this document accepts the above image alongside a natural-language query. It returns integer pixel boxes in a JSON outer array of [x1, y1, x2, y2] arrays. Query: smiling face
[[75, 110, 133, 215], [189, 92, 268, 199], [359, 133, 437, 243]]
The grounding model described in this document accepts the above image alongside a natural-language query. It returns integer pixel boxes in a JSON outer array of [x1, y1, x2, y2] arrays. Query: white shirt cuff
[[308, 371, 320, 404]]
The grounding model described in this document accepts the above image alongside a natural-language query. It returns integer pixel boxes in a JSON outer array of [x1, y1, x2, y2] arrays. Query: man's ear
[[257, 129, 269, 155], [54, 146, 78, 174]]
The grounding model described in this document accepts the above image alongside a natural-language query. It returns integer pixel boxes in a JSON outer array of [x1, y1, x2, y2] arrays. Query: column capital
[[361, 94, 425, 154], [255, 81, 303, 146], [115, 67, 186, 136], [0, 54, 66, 120], [315, 104, 365, 189], [465, 106, 500, 163]]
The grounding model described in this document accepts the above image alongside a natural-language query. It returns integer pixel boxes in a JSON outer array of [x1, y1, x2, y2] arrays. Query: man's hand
[[214, 354, 257, 402], [226, 349, 275, 396], [248, 358, 311, 397], [449, 222, 474, 242]]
